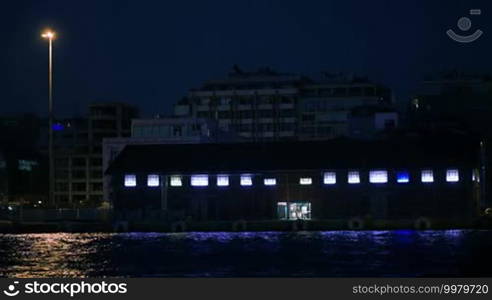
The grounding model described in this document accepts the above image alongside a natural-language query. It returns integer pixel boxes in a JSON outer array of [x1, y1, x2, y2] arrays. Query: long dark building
[[106, 134, 483, 225]]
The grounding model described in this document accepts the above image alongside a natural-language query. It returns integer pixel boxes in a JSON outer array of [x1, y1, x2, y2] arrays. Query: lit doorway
[[277, 202, 311, 220]]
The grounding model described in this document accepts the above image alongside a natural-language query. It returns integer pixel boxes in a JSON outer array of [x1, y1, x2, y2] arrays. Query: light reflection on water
[[0, 230, 491, 277]]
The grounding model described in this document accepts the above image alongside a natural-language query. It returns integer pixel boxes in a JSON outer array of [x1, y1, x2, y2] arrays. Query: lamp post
[[42, 30, 55, 206]]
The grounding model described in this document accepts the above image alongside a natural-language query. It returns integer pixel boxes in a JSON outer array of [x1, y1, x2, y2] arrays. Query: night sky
[[2, 0, 491, 117]]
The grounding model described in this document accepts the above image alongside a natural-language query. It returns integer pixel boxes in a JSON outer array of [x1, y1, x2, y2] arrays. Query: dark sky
[[2, 0, 491, 117]]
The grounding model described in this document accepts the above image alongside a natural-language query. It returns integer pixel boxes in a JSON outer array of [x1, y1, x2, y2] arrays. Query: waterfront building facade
[[106, 135, 482, 223], [102, 117, 243, 204]]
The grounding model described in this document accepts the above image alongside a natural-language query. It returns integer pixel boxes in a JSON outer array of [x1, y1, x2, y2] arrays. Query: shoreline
[[1, 218, 491, 234]]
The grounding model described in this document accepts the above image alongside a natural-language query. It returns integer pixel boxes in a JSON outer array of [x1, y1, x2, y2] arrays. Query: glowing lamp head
[[42, 30, 55, 39]]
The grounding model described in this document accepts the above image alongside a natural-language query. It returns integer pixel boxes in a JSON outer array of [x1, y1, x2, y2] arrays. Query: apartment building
[[298, 77, 393, 140], [174, 67, 307, 141], [53, 103, 138, 207], [174, 67, 393, 141]]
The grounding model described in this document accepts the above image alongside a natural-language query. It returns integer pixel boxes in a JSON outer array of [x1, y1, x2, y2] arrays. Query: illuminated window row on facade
[[123, 169, 462, 187], [323, 169, 460, 185]]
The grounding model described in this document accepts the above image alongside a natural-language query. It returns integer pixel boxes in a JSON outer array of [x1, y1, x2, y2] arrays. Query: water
[[0, 230, 491, 277]]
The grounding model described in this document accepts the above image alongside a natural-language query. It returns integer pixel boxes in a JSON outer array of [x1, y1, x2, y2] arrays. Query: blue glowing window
[[191, 175, 209, 186], [52, 123, 64, 131], [446, 169, 459, 182], [421, 170, 434, 183], [369, 170, 388, 183], [264, 178, 277, 186], [147, 174, 160, 187], [124, 174, 136, 187], [323, 172, 336, 185], [347, 171, 360, 184], [240, 175, 253, 186], [217, 175, 229, 187], [396, 171, 410, 183]]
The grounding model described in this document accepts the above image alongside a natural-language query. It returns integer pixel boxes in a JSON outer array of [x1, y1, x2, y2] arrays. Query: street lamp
[[42, 29, 56, 206]]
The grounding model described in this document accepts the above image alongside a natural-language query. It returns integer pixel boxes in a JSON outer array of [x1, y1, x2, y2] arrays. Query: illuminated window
[[217, 175, 229, 187], [446, 169, 459, 182], [396, 171, 410, 183], [472, 169, 480, 182], [18, 160, 38, 171], [299, 177, 312, 185], [369, 170, 387, 183], [323, 172, 336, 185], [421, 170, 434, 183], [240, 175, 253, 186], [191, 174, 209, 186], [264, 178, 277, 186], [124, 174, 136, 187], [277, 202, 311, 220], [147, 174, 160, 187], [348, 171, 360, 184], [170, 175, 182, 187]]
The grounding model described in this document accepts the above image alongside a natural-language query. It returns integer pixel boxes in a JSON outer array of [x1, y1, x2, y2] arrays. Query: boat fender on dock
[[171, 221, 187, 232], [232, 220, 247, 231], [414, 217, 432, 230], [291, 219, 308, 231], [348, 217, 365, 230], [113, 221, 129, 232]]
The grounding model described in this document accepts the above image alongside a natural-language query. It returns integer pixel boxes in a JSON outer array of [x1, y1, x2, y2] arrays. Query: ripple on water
[[0, 230, 491, 277]]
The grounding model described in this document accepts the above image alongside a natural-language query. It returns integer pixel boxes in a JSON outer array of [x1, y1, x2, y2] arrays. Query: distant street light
[[42, 29, 56, 206]]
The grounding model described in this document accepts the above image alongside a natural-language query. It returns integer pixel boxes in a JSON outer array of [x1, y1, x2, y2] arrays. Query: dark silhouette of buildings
[[49, 102, 138, 207], [174, 67, 394, 141], [0, 115, 46, 205]]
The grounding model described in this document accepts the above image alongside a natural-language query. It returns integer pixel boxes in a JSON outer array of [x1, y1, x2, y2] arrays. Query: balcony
[[217, 104, 231, 111], [218, 119, 232, 125], [239, 132, 253, 138], [279, 103, 295, 109], [279, 131, 295, 137], [259, 131, 274, 138], [240, 119, 254, 124], [238, 105, 252, 110], [257, 104, 273, 110], [281, 117, 297, 123], [258, 118, 274, 124]]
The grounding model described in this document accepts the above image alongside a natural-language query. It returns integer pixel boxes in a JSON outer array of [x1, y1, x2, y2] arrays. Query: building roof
[[106, 134, 480, 174]]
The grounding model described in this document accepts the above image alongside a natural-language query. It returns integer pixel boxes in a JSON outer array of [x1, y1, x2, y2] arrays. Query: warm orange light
[[41, 30, 55, 39]]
